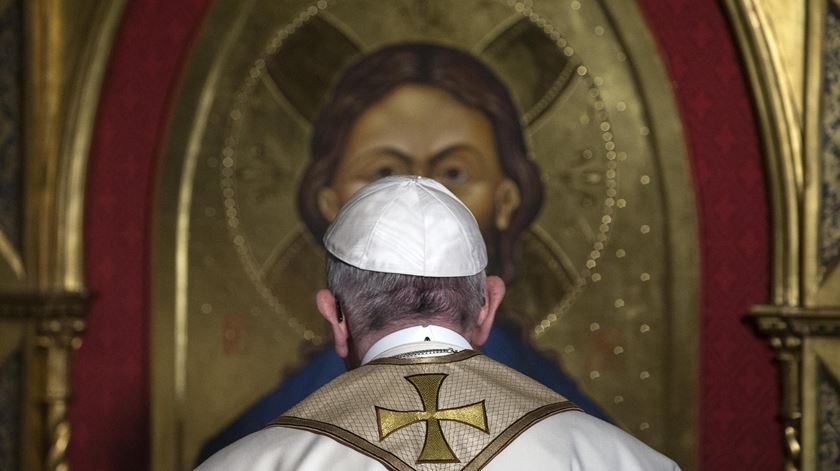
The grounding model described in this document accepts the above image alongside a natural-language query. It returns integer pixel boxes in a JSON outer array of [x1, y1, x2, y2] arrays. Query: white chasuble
[[197, 350, 680, 471]]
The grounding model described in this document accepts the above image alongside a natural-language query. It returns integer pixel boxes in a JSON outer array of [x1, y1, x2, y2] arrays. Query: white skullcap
[[323, 176, 488, 277]]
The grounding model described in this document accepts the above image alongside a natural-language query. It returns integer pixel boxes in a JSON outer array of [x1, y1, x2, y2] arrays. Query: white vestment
[[197, 326, 680, 471]]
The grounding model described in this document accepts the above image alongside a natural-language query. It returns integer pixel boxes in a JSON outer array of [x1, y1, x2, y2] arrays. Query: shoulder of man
[[196, 411, 680, 471], [487, 410, 681, 470], [197, 353, 681, 471], [194, 426, 385, 470]]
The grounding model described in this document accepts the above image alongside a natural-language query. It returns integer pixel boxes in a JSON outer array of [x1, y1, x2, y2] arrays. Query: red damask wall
[[70, 1, 212, 469], [635, 1, 781, 468], [72, 0, 780, 469]]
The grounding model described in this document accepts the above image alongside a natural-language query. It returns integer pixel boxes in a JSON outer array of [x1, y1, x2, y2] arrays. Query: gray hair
[[326, 255, 486, 338]]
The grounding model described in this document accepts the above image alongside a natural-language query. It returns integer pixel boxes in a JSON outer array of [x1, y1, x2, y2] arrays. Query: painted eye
[[375, 166, 397, 178], [442, 167, 467, 183]]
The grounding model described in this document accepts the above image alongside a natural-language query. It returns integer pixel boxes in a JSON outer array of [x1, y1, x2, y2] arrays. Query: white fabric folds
[[323, 176, 488, 277]]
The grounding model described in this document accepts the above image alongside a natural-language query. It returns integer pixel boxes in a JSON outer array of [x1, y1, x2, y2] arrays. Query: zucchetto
[[323, 176, 487, 277]]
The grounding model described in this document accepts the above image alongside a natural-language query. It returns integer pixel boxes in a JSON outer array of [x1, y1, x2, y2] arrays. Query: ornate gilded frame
[[151, 1, 699, 469], [723, 0, 840, 469], [0, 1, 126, 469]]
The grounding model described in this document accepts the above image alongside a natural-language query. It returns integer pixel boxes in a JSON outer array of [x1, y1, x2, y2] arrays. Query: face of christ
[[315, 83, 521, 240], [297, 43, 545, 282]]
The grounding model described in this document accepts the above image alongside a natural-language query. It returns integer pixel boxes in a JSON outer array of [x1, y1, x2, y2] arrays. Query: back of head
[[323, 176, 488, 338]]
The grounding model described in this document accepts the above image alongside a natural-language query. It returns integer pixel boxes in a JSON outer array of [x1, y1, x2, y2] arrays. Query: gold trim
[[722, 0, 804, 306], [800, 338, 840, 470], [800, 341, 818, 471], [0, 292, 90, 319], [152, 1, 260, 469], [601, 2, 700, 468], [727, 1, 840, 466], [271, 416, 415, 471], [12, 0, 125, 469], [0, 292, 90, 471], [20, 0, 126, 290], [366, 350, 481, 366], [54, 0, 128, 291], [39, 317, 85, 471], [271, 401, 580, 471], [751, 305, 840, 336], [24, 0, 63, 290], [0, 230, 25, 280], [802, 0, 827, 303], [22, 0, 121, 288], [462, 401, 581, 471], [748, 305, 840, 471], [174, 2, 257, 466]]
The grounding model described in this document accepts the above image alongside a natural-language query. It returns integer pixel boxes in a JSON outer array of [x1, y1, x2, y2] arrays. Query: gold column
[[23, 0, 126, 292], [0, 1, 126, 470], [754, 310, 804, 470], [0, 294, 88, 471], [750, 307, 840, 471], [38, 313, 86, 471], [724, 1, 840, 469]]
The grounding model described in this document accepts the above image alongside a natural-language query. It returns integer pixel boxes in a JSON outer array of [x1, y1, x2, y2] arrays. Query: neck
[[354, 319, 467, 360], [357, 324, 473, 365]]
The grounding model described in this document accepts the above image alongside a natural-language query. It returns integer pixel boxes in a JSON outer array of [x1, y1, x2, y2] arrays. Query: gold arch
[[152, 1, 699, 469]]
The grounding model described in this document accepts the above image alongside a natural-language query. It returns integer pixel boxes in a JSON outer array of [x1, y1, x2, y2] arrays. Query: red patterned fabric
[[636, 0, 781, 469], [73, 1, 780, 469]]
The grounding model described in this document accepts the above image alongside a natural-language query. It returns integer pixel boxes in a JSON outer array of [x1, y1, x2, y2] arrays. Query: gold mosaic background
[[152, 0, 699, 468]]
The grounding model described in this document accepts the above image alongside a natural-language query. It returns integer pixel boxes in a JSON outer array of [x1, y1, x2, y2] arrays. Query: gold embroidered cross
[[375, 373, 488, 463]]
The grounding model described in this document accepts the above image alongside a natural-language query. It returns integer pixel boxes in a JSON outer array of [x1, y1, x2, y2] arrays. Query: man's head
[[315, 176, 506, 366], [297, 42, 545, 282]]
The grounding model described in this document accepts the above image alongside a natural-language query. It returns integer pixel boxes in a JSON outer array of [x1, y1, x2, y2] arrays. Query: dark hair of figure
[[296, 42, 544, 282]]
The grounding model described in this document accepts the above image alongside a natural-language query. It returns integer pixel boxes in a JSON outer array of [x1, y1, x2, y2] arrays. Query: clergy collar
[[361, 325, 472, 365]]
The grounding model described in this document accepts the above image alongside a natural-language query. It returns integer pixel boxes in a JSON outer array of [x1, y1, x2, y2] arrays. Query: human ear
[[470, 276, 505, 347], [494, 178, 521, 231], [317, 187, 341, 223], [316, 289, 349, 358]]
